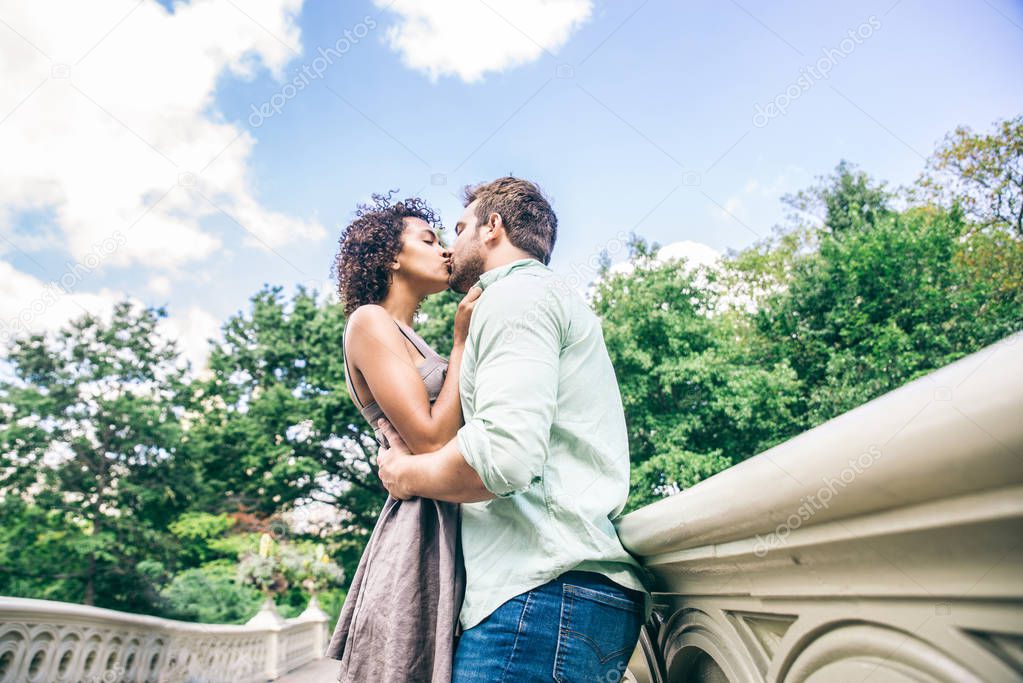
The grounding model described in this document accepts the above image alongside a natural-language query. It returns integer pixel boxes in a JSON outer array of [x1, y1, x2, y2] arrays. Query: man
[[376, 176, 651, 682]]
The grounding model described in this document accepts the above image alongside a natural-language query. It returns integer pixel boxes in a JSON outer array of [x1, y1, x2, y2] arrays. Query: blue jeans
[[452, 570, 644, 683]]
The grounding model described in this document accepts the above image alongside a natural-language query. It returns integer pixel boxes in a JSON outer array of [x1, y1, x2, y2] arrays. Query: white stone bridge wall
[[615, 334, 1023, 683], [0, 596, 327, 683]]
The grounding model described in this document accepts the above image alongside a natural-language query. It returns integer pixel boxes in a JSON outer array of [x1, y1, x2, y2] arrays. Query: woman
[[325, 193, 479, 683]]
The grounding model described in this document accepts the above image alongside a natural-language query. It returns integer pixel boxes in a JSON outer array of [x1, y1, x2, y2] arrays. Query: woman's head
[[333, 193, 451, 316]]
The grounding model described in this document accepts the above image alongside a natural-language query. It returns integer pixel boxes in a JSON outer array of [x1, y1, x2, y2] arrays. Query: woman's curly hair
[[332, 192, 442, 316]]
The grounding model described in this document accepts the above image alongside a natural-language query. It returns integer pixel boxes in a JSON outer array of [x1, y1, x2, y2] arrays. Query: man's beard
[[449, 241, 485, 293]]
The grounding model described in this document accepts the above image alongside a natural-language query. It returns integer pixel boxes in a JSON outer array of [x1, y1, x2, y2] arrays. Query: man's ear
[[483, 212, 504, 243]]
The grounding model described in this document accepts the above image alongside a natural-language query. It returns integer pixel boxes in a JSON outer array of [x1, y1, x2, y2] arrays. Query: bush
[[160, 561, 263, 624]]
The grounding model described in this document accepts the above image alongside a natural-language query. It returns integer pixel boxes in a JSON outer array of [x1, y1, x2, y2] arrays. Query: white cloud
[[608, 240, 722, 278], [655, 241, 722, 269], [0, 260, 125, 347], [0, 0, 324, 272], [148, 275, 172, 296], [158, 305, 221, 371], [375, 0, 593, 82], [715, 195, 746, 223], [602, 240, 762, 313], [0, 0, 321, 372], [0, 260, 218, 371]]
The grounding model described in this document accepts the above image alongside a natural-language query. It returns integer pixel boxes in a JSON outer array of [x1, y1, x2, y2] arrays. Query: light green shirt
[[456, 258, 652, 630]]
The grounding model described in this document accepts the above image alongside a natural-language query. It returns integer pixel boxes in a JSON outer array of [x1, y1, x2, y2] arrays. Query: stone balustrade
[[0, 595, 328, 683], [615, 333, 1023, 682]]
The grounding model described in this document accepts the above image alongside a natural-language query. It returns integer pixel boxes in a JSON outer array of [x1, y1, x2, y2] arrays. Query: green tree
[[919, 114, 1023, 236], [619, 142, 1022, 508], [593, 237, 802, 511], [754, 188, 1022, 426], [415, 289, 460, 355], [785, 160, 892, 235], [168, 511, 237, 567], [0, 303, 200, 611], [187, 286, 396, 582], [0, 498, 99, 604], [189, 288, 373, 512]]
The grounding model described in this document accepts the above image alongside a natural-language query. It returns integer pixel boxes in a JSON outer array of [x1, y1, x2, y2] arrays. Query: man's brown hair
[[463, 177, 557, 265]]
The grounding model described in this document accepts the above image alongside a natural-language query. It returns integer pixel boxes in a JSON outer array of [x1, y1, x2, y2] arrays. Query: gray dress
[[326, 319, 465, 683]]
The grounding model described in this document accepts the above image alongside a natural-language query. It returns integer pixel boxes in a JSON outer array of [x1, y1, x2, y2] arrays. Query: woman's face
[[393, 217, 452, 295]]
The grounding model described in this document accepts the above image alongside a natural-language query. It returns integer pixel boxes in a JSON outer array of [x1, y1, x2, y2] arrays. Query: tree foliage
[[592, 238, 802, 486], [0, 304, 199, 610], [919, 114, 1023, 236], [752, 171, 1021, 425]]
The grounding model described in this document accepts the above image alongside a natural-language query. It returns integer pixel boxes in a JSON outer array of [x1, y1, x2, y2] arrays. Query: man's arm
[[455, 282, 562, 498], [376, 420, 494, 503]]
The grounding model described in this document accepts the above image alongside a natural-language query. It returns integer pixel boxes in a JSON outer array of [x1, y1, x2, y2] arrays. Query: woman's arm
[[345, 290, 479, 453], [375, 421, 494, 504]]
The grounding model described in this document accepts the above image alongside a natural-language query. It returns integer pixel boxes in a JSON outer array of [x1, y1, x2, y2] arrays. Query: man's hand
[[375, 420, 494, 503], [375, 419, 414, 500]]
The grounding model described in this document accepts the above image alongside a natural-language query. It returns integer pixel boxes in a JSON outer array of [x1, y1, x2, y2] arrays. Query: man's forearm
[[403, 437, 495, 503]]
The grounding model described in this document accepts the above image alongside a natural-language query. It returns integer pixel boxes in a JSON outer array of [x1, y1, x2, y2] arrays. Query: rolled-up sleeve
[[457, 282, 561, 497]]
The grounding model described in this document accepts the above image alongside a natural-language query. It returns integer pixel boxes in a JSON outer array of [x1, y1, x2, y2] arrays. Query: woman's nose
[[441, 246, 452, 258]]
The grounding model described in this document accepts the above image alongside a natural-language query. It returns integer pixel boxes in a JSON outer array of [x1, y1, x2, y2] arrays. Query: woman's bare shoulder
[[346, 305, 403, 355], [347, 303, 392, 329]]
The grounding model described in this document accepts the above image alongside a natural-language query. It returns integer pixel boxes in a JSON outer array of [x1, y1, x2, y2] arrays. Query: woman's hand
[[453, 286, 483, 346], [376, 419, 414, 500]]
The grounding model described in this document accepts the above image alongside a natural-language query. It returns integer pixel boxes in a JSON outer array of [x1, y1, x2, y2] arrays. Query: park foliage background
[[1, 115, 1020, 628]]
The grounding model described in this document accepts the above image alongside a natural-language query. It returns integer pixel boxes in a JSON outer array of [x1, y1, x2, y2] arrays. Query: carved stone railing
[[0, 595, 329, 683], [616, 334, 1023, 683]]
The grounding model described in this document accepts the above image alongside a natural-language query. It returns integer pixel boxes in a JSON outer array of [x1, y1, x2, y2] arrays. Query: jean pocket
[[553, 584, 642, 683]]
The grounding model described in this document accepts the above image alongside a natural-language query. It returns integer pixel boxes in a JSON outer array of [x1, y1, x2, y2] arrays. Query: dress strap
[[394, 321, 431, 360], [342, 320, 367, 409]]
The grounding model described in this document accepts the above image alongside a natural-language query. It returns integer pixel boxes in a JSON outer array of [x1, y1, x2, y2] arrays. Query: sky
[[1, 0, 1021, 370]]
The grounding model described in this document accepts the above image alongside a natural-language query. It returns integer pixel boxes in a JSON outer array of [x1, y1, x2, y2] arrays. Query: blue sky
[[1, 0, 1021, 367]]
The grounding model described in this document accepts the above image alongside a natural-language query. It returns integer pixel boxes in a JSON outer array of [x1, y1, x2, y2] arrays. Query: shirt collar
[[476, 258, 547, 290]]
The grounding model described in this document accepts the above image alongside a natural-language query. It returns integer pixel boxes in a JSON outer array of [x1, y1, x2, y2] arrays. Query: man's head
[[448, 176, 558, 293]]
